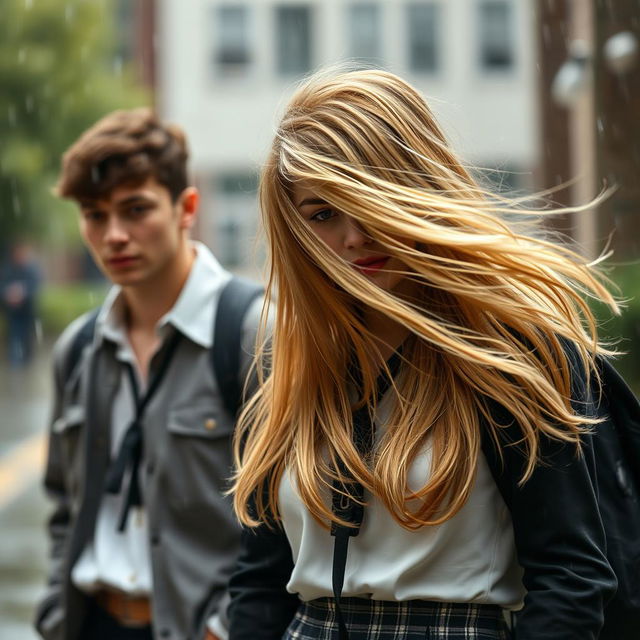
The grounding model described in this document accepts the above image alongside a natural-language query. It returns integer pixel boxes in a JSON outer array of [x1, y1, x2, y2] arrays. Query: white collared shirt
[[71, 242, 232, 595]]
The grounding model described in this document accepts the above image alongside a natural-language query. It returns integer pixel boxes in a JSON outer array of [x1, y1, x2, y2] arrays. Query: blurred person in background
[[227, 69, 624, 640], [35, 108, 264, 640], [1, 240, 41, 367]]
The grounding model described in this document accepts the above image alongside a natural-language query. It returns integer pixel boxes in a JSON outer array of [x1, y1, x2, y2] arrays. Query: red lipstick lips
[[352, 256, 389, 276]]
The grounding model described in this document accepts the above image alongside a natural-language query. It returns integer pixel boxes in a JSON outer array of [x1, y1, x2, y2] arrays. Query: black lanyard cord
[[330, 350, 402, 640], [105, 329, 183, 531]]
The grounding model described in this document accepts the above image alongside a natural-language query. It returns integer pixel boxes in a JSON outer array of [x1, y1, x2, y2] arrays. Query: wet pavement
[[0, 344, 53, 639]]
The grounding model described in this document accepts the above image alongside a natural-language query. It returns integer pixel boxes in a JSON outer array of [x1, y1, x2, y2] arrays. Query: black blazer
[[480, 345, 616, 639], [228, 348, 617, 640]]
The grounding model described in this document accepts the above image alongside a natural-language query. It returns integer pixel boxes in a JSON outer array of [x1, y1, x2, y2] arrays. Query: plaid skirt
[[283, 597, 513, 640]]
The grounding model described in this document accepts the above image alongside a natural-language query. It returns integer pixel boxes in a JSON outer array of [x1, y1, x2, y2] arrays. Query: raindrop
[[597, 117, 605, 134], [8, 104, 16, 126], [605, 0, 616, 18], [18, 48, 26, 64], [618, 77, 631, 102], [24, 0, 32, 8], [612, 123, 622, 140], [65, 5, 75, 23], [12, 194, 22, 217], [25, 95, 34, 114], [113, 56, 123, 76], [35, 319, 43, 345]]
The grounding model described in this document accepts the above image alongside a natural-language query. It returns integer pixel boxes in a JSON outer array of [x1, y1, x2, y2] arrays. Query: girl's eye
[[310, 208, 336, 223]]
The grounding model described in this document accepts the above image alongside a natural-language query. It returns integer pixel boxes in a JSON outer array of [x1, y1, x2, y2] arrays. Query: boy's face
[[77, 177, 197, 289]]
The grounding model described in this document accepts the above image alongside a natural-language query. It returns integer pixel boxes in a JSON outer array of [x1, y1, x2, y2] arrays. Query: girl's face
[[292, 181, 415, 295]]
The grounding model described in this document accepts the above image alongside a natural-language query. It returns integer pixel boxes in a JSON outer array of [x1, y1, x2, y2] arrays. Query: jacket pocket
[[167, 404, 234, 440], [52, 404, 85, 435], [52, 404, 85, 494], [163, 405, 235, 510]]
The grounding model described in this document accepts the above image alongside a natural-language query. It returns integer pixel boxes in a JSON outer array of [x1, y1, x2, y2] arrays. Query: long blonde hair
[[232, 68, 618, 531]]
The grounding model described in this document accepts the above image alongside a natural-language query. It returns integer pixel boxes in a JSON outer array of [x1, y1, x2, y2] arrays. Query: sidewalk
[[0, 344, 53, 639]]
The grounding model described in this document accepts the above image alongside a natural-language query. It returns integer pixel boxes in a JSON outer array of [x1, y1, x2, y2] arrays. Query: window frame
[[274, 4, 313, 76], [213, 4, 253, 78], [477, 0, 514, 73], [406, 1, 441, 75]]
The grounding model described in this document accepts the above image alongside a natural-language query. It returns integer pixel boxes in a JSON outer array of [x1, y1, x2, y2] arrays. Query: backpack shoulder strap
[[597, 356, 640, 488], [62, 307, 100, 382], [212, 275, 264, 418]]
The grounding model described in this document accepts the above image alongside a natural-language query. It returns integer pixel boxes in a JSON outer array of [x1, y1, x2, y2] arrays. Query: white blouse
[[278, 396, 526, 609]]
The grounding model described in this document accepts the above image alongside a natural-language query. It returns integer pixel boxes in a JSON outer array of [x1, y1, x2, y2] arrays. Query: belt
[[95, 589, 152, 627]]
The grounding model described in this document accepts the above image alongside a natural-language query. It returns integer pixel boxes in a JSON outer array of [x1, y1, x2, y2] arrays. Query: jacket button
[[146, 460, 155, 475], [205, 418, 217, 430], [159, 628, 171, 638], [151, 533, 160, 545]]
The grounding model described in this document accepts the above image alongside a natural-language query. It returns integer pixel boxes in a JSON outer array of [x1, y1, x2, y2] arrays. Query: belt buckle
[[119, 594, 150, 628], [119, 597, 148, 628], [98, 589, 150, 628]]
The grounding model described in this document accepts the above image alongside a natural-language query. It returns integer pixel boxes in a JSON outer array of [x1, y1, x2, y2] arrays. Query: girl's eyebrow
[[297, 197, 328, 208]]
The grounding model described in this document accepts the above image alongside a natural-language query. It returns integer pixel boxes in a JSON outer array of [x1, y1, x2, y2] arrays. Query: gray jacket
[[35, 286, 264, 640]]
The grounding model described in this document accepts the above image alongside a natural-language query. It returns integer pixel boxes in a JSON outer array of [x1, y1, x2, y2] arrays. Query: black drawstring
[[105, 330, 182, 531], [330, 350, 402, 639]]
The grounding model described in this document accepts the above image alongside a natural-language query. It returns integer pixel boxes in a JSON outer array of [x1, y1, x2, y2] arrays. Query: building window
[[275, 5, 312, 75], [348, 3, 382, 64], [407, 3, 440, 73], [478, 1, 513, 71], [214, 172, 258, 268], [214, 5, 251, 75]]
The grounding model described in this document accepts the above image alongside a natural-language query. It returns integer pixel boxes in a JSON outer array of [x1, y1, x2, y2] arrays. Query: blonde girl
[[228, 68, 618, 640]]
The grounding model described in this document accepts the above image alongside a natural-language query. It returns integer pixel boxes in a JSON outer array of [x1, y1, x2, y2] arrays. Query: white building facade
[[156, 0, 537, 269]]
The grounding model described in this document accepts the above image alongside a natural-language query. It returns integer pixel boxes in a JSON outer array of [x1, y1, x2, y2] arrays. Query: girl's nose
[[343, 217, 372, 249]]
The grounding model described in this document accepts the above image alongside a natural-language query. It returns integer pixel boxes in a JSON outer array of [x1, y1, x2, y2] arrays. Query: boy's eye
[[310, 208, 336, 223], [83, 210, 105, 222], [127, 204, 151, 216]]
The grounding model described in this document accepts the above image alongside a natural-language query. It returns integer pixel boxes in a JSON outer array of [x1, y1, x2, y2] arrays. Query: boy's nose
[[104, 218, 129, 244]]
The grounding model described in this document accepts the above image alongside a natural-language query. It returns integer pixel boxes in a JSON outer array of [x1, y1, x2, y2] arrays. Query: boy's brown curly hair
[[57, 107, 189, 202]]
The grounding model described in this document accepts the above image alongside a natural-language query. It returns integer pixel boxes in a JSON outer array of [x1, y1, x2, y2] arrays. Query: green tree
[[0, 0, 149, 246]]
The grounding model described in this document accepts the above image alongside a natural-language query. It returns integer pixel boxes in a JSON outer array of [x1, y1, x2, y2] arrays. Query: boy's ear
[[178, 187, 199, 229]]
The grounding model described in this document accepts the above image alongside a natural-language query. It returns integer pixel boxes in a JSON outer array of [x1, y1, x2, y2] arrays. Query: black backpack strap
[[62, 307, 100, 382], [597, 356, 640, 489], [329, 351, 403, 640], [212, 276, 264, 418]]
